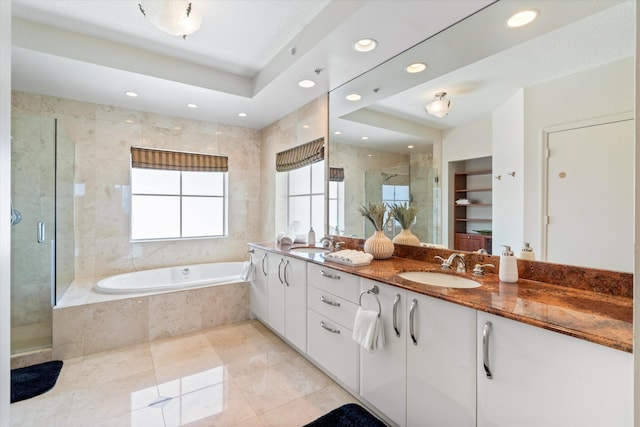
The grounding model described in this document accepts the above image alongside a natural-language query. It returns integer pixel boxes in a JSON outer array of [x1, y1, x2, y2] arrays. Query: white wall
[[492, 90, 524, 253], [0, 1, 11, 423], [441, 119, 492, 247]]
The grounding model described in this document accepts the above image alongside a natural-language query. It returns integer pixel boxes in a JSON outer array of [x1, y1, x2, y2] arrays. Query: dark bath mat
[[11, 360, 63, 403], [304, 403, 387, 427]]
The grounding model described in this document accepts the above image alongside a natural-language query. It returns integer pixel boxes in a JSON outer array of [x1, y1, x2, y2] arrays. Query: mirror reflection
[[328, 0, 634, 272]]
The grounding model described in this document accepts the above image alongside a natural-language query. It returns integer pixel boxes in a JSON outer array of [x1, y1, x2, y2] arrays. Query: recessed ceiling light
[[367, 154, 373, 157], [298, 79, 316, 88], [354, 38, 377, 52], [125, 119, 135, 124], [238, 112, 247, 117], [302, 124, 310, 129], [125, 91, 138, 97], [408, 145, 414, 149], [346, 93, 361, 101], [507, 9, 539, 28], [187, 103, 198, 108], [361, 136, 369, 140], [173, 126, 181, 130], [406, 63, 427, 73], [334, 131, 342, 135]]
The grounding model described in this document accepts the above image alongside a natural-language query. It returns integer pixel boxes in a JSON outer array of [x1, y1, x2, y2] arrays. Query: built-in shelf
[[452, 160, 492, 253]]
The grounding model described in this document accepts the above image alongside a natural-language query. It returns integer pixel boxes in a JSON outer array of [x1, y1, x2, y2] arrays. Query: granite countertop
[[249, 242, 633, 353]]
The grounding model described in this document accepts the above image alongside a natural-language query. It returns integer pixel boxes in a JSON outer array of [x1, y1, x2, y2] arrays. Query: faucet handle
[[334, 241, 345, 251], [434, 256, 451, 270], [473, 263, 495, 276]]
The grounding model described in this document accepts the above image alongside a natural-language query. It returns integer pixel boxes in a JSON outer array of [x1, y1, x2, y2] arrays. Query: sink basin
[[398, 271, 481, 289], [289, 246, 331, 254]]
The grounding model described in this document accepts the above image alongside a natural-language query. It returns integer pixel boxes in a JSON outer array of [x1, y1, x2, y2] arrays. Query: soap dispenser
[[308, 227, 316, 246], [499, 245, 519, 283], [518, 242, 536, 260]]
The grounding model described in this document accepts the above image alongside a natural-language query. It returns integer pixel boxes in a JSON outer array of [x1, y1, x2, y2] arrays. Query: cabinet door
[[249, 248, 269, 321], [407, 292, 476, 427], [267, 255, 286, 336], [283, 256, 307, 352], [359, 280, 407, 427], [477, 312, 633, 427]]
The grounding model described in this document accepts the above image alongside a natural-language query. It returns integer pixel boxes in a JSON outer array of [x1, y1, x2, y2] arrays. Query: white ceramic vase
[[364, 230, 395, 259], [392, 228, 420, 246]]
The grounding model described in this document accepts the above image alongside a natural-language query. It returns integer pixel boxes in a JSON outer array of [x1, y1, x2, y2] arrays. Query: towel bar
[[246, 249, 254, 263], [358, 285, 381, 318]]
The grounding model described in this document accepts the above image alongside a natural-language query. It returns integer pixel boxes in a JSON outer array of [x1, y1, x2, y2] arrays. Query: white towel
[[352, 307, 385, 352], [240, 260, 255, 281]]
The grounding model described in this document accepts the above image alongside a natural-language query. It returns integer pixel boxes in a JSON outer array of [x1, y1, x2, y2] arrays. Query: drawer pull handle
[[409, 299, 418, 345], [320, 296, 341, 307], [320, 270, 340, 280], [483, 321, 493, 379], [320, 321, 341, 334], [392, 293, 401, 337]]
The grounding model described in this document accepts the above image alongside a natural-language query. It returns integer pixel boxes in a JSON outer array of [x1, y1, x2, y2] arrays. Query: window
[[287, 161, 325, 233], [382, 184, 410, 235], [328, 168, 345, 235], [130, 147, 228, 241]]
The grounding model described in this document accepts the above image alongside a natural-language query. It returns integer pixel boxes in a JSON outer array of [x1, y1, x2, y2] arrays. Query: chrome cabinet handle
[[392, 293, 401, 337], [409, 299, 418, 345], [261, 254, 268, 276], [283, 259, 290, 286], [320, 321, 341, 334], [320, 295, 341, 307], [277, 259, 284, 284], [320, 270, 340, 280], [37, 221, 45, 243], [483, 321, 493, 379]]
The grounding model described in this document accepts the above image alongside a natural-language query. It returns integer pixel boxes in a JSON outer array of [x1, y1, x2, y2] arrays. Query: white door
[[249, 249, 269, 321], [546, 119, 633, 271], [283, 256, 307, 352], [267, 255, 286, 336]]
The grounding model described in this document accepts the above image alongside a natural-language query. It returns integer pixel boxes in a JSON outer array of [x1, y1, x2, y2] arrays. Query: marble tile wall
[[12, 91, 263, 279]]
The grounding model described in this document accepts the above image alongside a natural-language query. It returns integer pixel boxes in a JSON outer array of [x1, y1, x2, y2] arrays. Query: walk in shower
[[11, 114, 74, 354]]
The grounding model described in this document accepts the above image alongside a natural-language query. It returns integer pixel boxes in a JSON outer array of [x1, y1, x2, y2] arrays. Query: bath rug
[[11, 360, 63, 403], [304, 403, 386, 427]]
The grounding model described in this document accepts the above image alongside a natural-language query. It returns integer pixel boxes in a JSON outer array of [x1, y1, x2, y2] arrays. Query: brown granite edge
[[334, 236, 633, 299]]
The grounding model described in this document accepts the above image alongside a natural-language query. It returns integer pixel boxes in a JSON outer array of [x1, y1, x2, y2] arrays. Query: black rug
[[11, 360, 63, 403], [304, 403, 387, 427]]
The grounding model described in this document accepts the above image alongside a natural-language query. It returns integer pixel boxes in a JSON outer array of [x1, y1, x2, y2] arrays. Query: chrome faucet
[[434, 253, 466, 272], [320, 236, 334, 250]]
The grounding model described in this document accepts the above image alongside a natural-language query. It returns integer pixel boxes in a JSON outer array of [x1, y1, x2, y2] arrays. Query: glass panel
[[289, 195, 310, 231], [131, 195, 180, 239], [182, 197, 225, 237], [329, 181, 338, 197], [396, 185, 410, 201], [289, 166, 310, 195], [382, 184, 395, 201], [132, 168, 180, 195], [311, 194, 325, 234], [311, 161, 325, 193], [183, 171, 224, 196]]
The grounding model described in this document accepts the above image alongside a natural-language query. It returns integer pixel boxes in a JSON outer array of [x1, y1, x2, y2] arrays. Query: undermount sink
[[398, 271, 481, 289], [289, 246, 331, 254]]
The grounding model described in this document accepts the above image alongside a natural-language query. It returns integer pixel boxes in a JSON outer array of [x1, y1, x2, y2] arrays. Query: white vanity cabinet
[[406, 291, 476, 427], [249, 248, 269, 322], [307, 264, 360, 391], [477, 312, 633, 427], [359, 279, 407, 427], [266, 254, 307, 352]]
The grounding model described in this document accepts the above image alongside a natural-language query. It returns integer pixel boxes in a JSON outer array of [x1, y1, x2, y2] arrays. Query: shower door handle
[[37, 221, 45, 243]]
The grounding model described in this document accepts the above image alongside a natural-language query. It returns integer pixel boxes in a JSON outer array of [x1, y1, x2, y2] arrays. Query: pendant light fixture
[[138, 1, 202, 39], [425, 92, 454, 118]]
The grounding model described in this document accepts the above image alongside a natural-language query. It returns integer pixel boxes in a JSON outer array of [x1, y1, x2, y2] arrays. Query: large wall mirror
[[328, 0, 634, 272]]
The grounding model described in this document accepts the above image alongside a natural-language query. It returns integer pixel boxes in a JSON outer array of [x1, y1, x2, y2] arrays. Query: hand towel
[[240, 260, 255, 281], [352, 307, 385, 352]]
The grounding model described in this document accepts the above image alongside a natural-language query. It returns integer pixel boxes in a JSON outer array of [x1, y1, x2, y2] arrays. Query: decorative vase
[[393, 228, 420, 246], [364, 230, 395, 259]]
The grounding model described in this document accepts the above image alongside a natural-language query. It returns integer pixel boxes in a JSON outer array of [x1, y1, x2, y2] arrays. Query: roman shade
[[275, 137, 325, 172], [131, 147, 228, 172], [329, 167, 345, 182]]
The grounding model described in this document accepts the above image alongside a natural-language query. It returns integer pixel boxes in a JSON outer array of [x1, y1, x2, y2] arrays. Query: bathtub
[[94, 262, 245, 294]]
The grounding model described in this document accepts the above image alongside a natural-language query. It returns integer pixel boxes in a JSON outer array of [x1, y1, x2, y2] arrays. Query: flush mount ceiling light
[[425, 92, 454, 118], [138, 1, 202, 39], [406, 63, 427, 73], [345, 93, 361, 101], [125, 91, 138, 97], [507, 9, 539, 28], [298, 79, 316, 88], [354, 38, 377, 52]]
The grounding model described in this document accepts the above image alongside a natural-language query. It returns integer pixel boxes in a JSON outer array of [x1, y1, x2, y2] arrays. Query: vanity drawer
[[307, 263, 360, 303], [308, 285, 358, 329], [307, 309, 359, 392]]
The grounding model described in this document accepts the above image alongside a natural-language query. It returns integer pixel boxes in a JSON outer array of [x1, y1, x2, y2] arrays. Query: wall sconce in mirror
[[425, 92, 454, 118]]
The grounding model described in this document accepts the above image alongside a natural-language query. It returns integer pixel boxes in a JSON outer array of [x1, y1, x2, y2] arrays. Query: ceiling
[[10, 0, 494, 130]]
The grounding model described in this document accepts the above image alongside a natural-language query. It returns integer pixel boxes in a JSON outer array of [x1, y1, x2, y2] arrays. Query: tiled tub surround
[[52, 278, 250, 360], [252, 239, 633, 353]]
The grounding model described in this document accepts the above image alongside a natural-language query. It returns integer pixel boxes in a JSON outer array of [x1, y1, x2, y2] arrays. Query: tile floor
[[10, 320, 358, 427]]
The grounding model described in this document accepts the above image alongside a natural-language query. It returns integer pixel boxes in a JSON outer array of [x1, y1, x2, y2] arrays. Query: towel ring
[[358, 285, 381, 318], [246, 249, 254, 263]]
